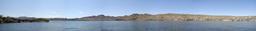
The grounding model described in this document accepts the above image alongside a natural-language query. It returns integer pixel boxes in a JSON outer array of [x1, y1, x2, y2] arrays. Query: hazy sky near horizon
[[0, 0, 256, 18]]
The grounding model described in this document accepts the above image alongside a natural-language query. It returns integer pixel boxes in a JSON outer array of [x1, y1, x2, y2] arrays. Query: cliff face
[[78, 13, 256, 21]]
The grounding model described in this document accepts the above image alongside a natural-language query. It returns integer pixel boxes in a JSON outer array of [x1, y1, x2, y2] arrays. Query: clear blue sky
[[0, 0, 256, 18]]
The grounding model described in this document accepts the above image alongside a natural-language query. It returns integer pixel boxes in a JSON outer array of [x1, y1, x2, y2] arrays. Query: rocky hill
[[79, 15, 118, 21], [80, 13, 256, 21]]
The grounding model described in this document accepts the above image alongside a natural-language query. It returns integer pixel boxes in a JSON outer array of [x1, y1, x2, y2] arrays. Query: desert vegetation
[[0, 15, 49, 23]]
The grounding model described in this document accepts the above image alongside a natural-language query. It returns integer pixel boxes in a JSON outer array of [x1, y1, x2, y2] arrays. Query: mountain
[[79, 13, 256, 21], [79, 15, 118, 21]]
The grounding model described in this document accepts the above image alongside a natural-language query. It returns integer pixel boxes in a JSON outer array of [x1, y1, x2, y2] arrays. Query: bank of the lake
[[0, 15, 49, 24]]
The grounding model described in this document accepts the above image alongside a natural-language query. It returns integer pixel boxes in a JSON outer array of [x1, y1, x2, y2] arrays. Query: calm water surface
[[1, 21, 256, 31]]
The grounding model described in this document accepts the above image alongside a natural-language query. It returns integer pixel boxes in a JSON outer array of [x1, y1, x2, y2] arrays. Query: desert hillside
[[80, 13, 256, 21]]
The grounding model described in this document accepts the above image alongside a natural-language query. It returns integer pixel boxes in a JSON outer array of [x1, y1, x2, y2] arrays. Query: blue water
[[1, 21, 256, 31]]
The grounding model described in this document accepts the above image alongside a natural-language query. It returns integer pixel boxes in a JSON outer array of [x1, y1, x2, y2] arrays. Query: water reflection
[[1, 21, 256, 31]]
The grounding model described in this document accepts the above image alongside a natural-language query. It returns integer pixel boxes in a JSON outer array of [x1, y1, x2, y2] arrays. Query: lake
[[1, 21, 256, 31]]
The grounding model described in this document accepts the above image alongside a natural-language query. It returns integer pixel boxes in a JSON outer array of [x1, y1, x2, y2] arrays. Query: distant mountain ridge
[[2, 13, 256, 22], [78, 13, 256, 21]]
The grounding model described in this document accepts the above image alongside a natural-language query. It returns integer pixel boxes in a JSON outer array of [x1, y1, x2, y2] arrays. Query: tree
[[0, 15, 3, 23], [0, 15, 2, 18]]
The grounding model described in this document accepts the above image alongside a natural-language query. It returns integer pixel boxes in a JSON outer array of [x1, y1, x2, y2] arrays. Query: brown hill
[[80, 13, 256, 21]]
